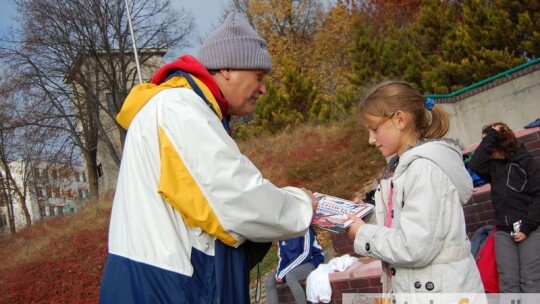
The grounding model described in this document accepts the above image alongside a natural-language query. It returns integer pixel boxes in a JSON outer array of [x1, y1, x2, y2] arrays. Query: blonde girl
[[347, 80, 485, 301]]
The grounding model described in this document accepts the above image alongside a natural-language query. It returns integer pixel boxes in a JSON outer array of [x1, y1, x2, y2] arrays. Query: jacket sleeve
[[469, 129, 499, 183], [520, 157, 540, 235], [276, 233, 310, 280], [275, 242, 290, 279], [157, 90, 313, 246], [309, 228, 325, 267], [352, 159, 452, 267]]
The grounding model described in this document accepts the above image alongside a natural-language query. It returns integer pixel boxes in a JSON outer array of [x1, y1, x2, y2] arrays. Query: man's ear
[[218, 69, 231, 80]]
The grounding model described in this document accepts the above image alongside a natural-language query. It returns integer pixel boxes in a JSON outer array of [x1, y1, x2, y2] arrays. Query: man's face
[[218, 69, 268, 117]]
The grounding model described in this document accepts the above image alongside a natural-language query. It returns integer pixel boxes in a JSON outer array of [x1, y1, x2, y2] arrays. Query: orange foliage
[[362, 0, 423, 29]]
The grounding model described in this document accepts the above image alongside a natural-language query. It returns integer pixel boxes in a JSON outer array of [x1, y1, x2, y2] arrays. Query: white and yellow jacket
[[100, 66, 313, 303]]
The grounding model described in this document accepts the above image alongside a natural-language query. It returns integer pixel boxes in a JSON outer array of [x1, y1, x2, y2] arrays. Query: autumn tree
[[305, 0, 363, 121], [1, 0, 194, 198], [232, 0, 344, 134], [239, 0, 325, 80], [359, 0, 423, 30]]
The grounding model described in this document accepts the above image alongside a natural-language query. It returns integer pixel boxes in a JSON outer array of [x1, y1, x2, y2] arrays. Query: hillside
[[0, 201, 110, 303], [0, 118, 385, 303]]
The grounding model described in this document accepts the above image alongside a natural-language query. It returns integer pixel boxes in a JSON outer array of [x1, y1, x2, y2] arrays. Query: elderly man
[[99, 12, 317, 304]]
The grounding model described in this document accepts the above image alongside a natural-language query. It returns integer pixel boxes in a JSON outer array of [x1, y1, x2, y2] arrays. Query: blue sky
[[0, 0, 228, 54], [0, 0, 17, 33]]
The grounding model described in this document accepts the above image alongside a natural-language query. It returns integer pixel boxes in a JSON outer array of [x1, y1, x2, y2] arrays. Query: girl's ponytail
[[423, 104, 449, 139]]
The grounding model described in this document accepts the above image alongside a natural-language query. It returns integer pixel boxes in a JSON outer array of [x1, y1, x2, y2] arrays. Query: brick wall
[[275, 257, 383, 304], [276, 126, 539, 303]]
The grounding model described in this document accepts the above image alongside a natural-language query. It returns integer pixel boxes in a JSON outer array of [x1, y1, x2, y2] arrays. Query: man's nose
[[259, 84, 267, 95]]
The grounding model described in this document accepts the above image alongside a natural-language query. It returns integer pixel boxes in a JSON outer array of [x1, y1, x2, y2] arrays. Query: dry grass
[[0, 117, 384, 303], [239, 117, 385, 285], [0, 200, 111, 304], [239, 118, 385, 199]]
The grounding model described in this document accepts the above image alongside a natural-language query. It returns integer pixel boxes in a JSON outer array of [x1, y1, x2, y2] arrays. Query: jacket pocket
[[506, 163, 527, 193]]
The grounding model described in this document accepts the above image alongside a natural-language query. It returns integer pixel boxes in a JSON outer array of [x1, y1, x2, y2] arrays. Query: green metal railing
[[425, 57, 540, 99]]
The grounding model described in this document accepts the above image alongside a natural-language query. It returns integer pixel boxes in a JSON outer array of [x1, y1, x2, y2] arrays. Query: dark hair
[[359, 80, 449, 139], [482, 122, 518, 159]]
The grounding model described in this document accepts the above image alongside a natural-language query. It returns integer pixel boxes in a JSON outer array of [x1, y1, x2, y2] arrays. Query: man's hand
[[347, 214, 365, 241], [301, 188, 318, 212]]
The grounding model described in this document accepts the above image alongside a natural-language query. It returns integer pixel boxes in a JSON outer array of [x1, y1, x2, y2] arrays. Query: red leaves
[[0, 217, 108, 303]]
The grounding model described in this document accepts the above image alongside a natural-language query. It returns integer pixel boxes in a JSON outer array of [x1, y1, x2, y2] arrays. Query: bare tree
[[0, 96, 33, 231], [0, 71, 70, 232], [1, 0, 194, 199]]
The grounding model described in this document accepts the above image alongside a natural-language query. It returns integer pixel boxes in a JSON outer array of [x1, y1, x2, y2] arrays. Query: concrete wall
[[439, 64, 540, 147]]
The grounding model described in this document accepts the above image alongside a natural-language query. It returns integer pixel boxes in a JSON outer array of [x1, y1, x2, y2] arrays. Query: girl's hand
[[347, 214, 365, 241], [513, 232, 527, 242]]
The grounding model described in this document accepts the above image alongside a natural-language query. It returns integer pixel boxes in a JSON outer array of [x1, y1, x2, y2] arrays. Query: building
[[64, 49, 166, 197], [0, 160, 90, 234]]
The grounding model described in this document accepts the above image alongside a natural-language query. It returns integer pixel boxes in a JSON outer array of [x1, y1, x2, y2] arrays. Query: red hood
[[151, 55, 228, 116]]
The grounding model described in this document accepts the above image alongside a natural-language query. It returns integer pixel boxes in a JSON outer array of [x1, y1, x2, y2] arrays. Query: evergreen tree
[[253, 67, 319, 134]]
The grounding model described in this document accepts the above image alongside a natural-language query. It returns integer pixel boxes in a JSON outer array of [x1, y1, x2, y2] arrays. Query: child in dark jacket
[[265, 226, 324, 304], [469, 122, 540, 292]]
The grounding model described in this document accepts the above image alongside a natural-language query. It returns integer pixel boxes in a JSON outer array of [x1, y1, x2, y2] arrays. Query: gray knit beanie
[[197, 12, 272, 73]]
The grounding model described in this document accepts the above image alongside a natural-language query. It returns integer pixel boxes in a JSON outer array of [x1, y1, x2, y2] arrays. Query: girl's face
[[365, 112, 414, 157]]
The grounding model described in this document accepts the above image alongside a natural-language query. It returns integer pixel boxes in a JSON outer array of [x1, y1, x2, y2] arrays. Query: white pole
[[124, 0, 143, 84]]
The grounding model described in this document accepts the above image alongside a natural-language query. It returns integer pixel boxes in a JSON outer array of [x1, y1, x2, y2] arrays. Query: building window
[[39, 205, 47, 217], [58, 206, 64, 215], [97, 164, 103, 178], [0, 194, 6, 207], [36, 187, 44, 198], [49, 206, 55, 216], [1, 214, 7, 227], [82, 173, 87, 182], [75, 173, 80, 182], [33, 168, 41, 179], [106, 93, 119, 115], [59, 168, 68, 179]]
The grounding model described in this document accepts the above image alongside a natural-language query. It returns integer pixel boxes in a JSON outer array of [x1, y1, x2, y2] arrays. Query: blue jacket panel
[[275, 227, 324, 282], [100, 249, 216, 304], [100, 241, 255, 304]]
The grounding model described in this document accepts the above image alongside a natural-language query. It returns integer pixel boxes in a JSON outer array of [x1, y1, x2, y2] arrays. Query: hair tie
[[424, 98, 435, 111]]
